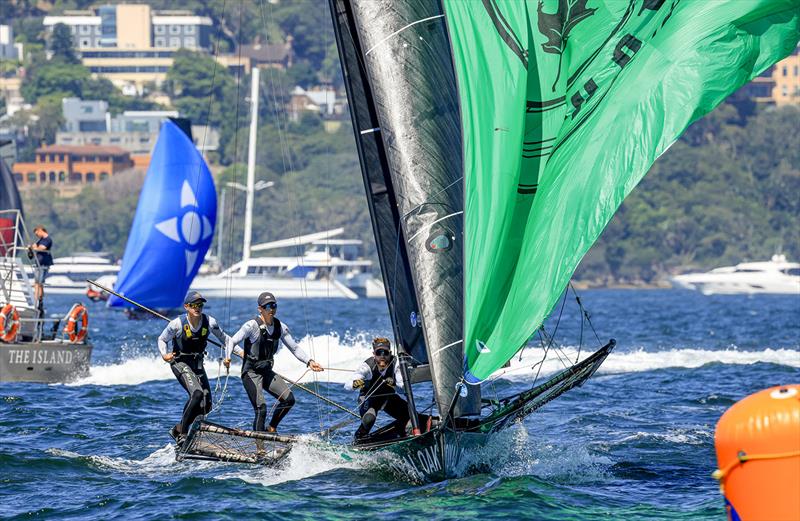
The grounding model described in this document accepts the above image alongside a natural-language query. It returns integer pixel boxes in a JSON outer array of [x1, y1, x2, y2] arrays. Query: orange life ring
[[0, 303, 20, 342], [64, 303, 89, 343]]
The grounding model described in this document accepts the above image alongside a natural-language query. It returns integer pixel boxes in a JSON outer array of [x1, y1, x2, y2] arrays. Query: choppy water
[[1, 289, 798, 520]]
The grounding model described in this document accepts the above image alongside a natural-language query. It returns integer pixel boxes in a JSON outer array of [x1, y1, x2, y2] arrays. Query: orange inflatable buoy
[[713, 384, 800, 521], [64, 303, 89, 343], [0, 303, 20, 342]]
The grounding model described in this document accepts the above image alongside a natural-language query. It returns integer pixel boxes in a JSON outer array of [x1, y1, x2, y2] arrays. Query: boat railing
[[0, 210, 43, 338]]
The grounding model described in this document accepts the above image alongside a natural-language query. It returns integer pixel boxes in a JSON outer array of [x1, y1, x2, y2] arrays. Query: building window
[[782, 85, 788, 96], [80, 38, 91, 47], [59, 172, 66, 182], [783, 66, 788, 76], [794, 65, 799, 76], [69, 173, 82, 183], [155, 25, 165, 35], [99, 172, 109, 181], [184, 37, 196, 48], [185, 25, 195, 34], [154, 37, 166, 47], [169, 37, 181, 47], [80, 25, 91, 35], [39, 172, 46, 182], [14, 174, 22, 182], [86, 173, 96, 183], [169, 24, 181, 35], [49, 172, 56, 183], [27, 173, 36, 183]]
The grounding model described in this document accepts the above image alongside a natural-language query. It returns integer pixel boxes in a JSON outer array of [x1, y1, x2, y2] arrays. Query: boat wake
[[67, 332, 798, 387], [45, 444, 217, 475]]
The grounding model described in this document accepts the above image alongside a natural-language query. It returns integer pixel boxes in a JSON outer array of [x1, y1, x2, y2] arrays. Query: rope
[[712, 450, 800, 482]]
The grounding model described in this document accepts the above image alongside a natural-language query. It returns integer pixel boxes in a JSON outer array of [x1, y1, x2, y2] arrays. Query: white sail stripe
[[365, 15, 445, 56], [360, 127, 381, 135], [430, 339, 462, 357], [408, 211, 463, 241]]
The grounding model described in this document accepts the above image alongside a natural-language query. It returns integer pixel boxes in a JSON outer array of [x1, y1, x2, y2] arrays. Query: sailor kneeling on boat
[[158, 291, 234, 444], [346, 337, 410, 440], [226, 291, 323, 433]]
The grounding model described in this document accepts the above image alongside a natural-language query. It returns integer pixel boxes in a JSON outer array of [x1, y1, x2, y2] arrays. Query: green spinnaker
[[442, 0, 800, 381]]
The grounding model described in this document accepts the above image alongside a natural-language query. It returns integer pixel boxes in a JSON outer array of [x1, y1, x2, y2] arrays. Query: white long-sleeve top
[[344, 360, 404, 391], [157, 314, 232, 356], [225, 319, 310, 365]]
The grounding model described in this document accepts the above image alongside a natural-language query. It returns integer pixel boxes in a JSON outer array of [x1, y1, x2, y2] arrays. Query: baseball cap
[[257, 291, 277, 307], [184, 291, 207, 305]]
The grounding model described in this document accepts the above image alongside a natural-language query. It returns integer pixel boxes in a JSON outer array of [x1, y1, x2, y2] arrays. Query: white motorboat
[[671, 254, 800, 295]]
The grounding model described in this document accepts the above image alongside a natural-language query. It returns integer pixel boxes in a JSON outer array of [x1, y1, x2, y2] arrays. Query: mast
[[240, 67, 260, 276]]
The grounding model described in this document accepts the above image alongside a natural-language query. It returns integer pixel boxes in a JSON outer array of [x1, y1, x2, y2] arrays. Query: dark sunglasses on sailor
[[374, 349, 391, 357], [261, 302, 277, 310], [187, 302, 204, 310]]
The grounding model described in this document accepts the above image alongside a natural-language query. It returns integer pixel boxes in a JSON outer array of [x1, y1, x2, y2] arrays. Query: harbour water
[[1, 289, 798, 520]]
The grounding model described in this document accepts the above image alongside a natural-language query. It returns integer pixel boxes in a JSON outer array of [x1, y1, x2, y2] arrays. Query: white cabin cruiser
[[39, 254, 120, 295], [671, 255, 800, 295]]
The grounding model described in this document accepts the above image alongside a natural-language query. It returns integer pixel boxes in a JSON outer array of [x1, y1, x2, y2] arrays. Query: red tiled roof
[[36, 145, 130, 156]]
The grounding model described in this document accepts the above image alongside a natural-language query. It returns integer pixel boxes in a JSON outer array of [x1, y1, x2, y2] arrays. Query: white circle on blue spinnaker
[[181, 211, 202, 246]]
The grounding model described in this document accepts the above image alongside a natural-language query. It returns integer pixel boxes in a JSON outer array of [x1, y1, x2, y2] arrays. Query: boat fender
[[0, 304, 20, 342], [713, 384, 800, 521], [64, 303, 89, 343]]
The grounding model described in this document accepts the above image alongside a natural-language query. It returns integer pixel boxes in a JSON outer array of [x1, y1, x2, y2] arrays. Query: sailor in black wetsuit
[[157, 291, 233, 444], [345, 337, 410, 440], [226, 292, 323, 433]]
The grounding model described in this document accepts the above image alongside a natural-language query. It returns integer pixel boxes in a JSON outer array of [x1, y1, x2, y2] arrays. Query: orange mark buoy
[[713, 384, 800, 521]]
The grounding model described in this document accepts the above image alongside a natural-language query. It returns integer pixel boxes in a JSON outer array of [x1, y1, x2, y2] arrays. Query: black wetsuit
[[171, 314, 212, 436], [356, 357, 410, 439], [241, 316, 295, 431]]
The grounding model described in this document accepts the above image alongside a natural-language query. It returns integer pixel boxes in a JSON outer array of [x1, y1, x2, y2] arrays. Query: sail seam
[[407, 211, 463, 241], [364, 15, 445, 56]]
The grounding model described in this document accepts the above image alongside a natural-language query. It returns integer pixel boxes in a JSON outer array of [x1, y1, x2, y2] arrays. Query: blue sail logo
[[154, 180, 214, 276]]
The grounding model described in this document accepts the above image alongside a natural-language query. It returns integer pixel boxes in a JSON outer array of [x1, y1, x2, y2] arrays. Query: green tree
[[50, 23, 78, 64]]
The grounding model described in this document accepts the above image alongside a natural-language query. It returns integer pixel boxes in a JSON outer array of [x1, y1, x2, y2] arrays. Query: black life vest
[[361, 356, 397, 397], [244, 316, 282, 363], [173, 314, 210, 356]]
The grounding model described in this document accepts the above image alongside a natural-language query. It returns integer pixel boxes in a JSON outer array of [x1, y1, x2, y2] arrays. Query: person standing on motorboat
[[345, 337, 410, 440], [158, 291, 234, 445], [28, 226, 53, 310], [225, 291, 323, 433]]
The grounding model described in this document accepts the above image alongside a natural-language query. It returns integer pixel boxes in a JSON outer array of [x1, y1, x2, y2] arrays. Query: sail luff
[[328, 0, 427, 365]]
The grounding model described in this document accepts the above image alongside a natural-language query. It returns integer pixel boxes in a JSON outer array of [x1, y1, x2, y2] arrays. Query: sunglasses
[[261, 302, 277, 310], [187, 302, 204, 310], [374, 349, 391, 357]]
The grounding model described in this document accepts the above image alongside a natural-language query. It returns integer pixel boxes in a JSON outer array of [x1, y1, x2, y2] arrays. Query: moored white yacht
[[40, 253, 120, 295], [190, 228, 383, 299], [671, 254, 800, 295]]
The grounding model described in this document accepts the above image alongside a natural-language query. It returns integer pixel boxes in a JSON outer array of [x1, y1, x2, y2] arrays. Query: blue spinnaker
[[109, 120, 216, 309]]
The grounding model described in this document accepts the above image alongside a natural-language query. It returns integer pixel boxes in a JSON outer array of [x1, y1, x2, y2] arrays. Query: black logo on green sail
[[537, 0, 597, 91]]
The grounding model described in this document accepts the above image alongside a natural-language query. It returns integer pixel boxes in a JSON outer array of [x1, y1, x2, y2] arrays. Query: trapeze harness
[[360, 357, 398, 400], [242, 316, 282, 373], [171, 314, 212, 436]]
